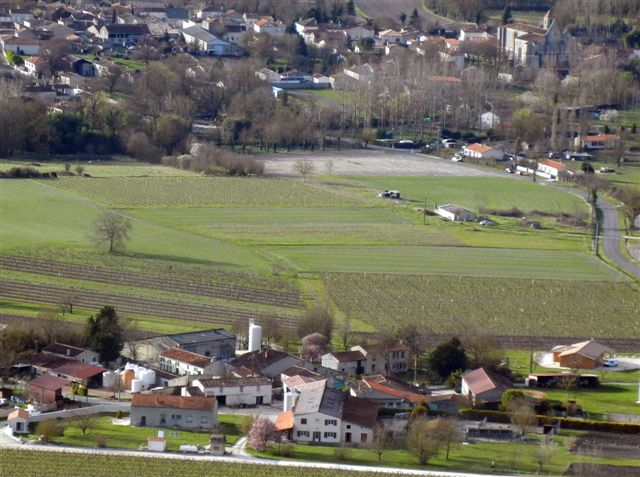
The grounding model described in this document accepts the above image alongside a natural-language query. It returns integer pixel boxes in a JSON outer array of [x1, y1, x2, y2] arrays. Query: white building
[[536, 159, 568, 180], [7, 409, 29, 434], [182, 25, 239, 56], [159, 348, 221, 376], [350, 341, 410, 375], [191, 376, 272, 406], [577, 134, 621, 150], [283, 379, 379, 445], [322, 350, 366, 375], [254, 17, 286, 37], [435, 204, 476, 222], [462, 143, 504, 160], [479, 112, 501, 130]]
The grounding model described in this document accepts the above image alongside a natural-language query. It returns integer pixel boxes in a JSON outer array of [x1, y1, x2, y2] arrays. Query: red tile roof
[[540, 159, 567, 170], [160, 348, 213, 368], [362, 375, 427, 404], [275, 410, 294, 431], [132, 394, 216, 411], [583, 134, 620, 142], [8, 409, 29, 420], [465, 143, 493, 154], [52, 361, 104, 380]]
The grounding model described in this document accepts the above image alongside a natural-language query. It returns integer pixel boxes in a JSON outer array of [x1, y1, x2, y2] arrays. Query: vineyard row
[[0, 256, 303, 308], [0, 279, 299, 331]]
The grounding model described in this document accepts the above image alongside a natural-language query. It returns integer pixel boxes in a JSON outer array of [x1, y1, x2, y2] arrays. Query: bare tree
[[92, 212, 132, 253], [370, 422, 392, 461], [508, 400, 537, 437], [293, 159, 314, 181], [59, 292, 79, 315], [533, 439, 556, 473], [73, 414, 97, 436], [406, 418, 441, 465], [398, 323, 430, 383], [430, 418, 464, 460]]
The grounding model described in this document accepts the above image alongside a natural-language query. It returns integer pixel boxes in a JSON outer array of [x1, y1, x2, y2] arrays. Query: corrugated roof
[[29, 374, 69, 391]]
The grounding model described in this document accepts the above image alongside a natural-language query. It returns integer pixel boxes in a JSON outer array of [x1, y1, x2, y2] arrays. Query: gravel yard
[[259, 149, 500, 177]]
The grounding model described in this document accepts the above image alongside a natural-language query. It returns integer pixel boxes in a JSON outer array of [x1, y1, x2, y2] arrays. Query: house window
[[201, 416, 208, 424], [186, 415, 193, 423], [324, 419, 337, 426], [297, 431, 309, 438], [346, 424, 351, 429], [323, 432, 337, 439], [300, 418, 307, 425]]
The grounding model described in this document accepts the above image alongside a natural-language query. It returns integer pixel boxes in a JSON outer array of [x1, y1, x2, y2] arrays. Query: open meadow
[[1, 159, 637, 344]]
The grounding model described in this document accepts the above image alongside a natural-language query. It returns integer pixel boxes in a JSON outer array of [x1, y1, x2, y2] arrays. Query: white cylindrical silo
[[103, 370, 114, 389], [131, 379, 143, 393], [141, 369, 156, 389], [125, 362, 136, 371], [248, 320, 262, 352]]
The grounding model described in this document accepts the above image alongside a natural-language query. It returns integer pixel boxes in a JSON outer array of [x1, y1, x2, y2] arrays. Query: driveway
[[597, 198, 640, 277]]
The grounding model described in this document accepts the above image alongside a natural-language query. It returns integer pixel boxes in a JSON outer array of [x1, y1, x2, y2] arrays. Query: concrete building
[[28, 374, 67, 404], [191, 376, 272, 406], [182, 25, 239, 55], [133, 329, 236, 364], [159, 347, 221, 376], [537, 159, 568, 180], [321, 350, 366, 375], [351, 341, 410, 374], [435, 204, 476, 222], [131, 394, 217, 430], [462, 143, 504, 160]]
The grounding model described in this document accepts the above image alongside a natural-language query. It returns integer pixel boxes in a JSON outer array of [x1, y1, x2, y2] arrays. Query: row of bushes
[[458, 408, 640, 434], [0, 167, 57, 178]]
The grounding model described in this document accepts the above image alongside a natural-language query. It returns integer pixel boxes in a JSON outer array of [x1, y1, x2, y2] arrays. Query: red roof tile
[[132, 394, 216, 410], [160, 348, 213, 368]]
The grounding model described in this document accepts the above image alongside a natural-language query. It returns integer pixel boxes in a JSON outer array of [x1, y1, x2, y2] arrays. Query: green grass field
[[0, 159, 197, 177], [29, 413, 247, 451], [272, 245, 625, 280], [354, 177, 589, 215], [530, 385, 640, 416]]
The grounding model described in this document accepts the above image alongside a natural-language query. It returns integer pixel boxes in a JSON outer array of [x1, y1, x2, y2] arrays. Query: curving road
[[597, 198, 640, 278]]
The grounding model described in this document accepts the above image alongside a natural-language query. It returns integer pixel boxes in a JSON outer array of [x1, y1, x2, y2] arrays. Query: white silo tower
[[248, 319, 262, 352]]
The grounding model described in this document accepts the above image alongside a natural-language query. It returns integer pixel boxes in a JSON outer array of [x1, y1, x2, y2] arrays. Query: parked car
[[479, 219, 495, 226], [451, 155, 463, 162], [378, 190, 401, 199], [442, 139, 459, 149], [603, 359, 618, 367]]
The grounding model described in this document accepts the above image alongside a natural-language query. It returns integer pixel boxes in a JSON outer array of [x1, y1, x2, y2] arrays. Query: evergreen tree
[[346, 0, 356, 16], [85, 306, 125, 365], [501, 5, 512, 25], [427, 337, 468, 381]]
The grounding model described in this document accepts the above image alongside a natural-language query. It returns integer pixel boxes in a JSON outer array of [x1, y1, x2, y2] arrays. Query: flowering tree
[[300, 333, 329, 362], [248, 416, 276, 452]]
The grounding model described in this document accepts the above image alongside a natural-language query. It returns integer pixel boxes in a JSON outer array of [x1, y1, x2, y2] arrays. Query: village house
[[0, 34, 41, 55], [435, 204, 476, 222], [551, 340, 615, 369], [462, 143, 504, 160], [42, 342, 99, 364], [131, 394, 218, 430], [189, 376, 272, 406], [577, 134, 621, 150], [97, 23, 150, 42], [321, 350, 366, 375], [280, 379, 379, 445], [253, 17, 285, 37], [350, 341, 411, 374], [23, 55, 46, 76], [459, 26, 494, 42], [50, 360, 104, 388], [461, 368, 512, 406], [537, 159, 568, 180], [159, 347, 221, 376]]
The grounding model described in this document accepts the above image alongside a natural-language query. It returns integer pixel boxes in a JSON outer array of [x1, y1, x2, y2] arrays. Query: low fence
[[27, 403, 130, 423]]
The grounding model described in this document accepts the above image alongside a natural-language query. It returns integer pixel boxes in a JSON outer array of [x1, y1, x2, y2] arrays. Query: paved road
[[597, 198, 640, 277]]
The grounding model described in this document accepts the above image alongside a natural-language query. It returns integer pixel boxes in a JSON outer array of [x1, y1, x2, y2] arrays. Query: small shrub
[[95, 435, 107, 448], [115, 410, 124, 419], [271, 442, 294, 457], [35, 420, 65, 442]]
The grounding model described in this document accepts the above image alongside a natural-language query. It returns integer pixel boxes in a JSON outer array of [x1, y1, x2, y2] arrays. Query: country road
[[597, 198, 640, 277]]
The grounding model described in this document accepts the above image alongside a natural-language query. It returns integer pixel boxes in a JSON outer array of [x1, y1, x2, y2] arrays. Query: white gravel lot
[[258, 149, 501, 177]]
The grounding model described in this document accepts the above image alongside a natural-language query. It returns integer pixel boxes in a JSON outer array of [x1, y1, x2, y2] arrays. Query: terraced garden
[[324, 273, 640, 344]]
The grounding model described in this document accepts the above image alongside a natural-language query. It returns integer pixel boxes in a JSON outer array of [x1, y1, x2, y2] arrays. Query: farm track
[[0, 279, 299, 331], [0, 256, 303, 309]]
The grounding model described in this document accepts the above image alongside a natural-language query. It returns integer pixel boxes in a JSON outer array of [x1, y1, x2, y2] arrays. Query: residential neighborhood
[[0, 0, 639, 476]]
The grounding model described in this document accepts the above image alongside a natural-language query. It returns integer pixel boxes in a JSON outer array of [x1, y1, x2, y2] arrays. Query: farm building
[[190, 376, 272, 406], [131, 394, 218, 430], [551, 340, 614, 369], [42, 343, 99, 365], [435, 204, 475, 222], [577, 134, 621, 150], [537, 159, 569, 180], [159, 347, 222, 376], [28, 374, 68, 404], [461, 368, 512, 406], [132, 328, 236, 364]]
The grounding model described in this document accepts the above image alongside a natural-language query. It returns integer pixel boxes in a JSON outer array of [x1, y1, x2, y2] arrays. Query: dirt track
[[259, 149, 500, 177]]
